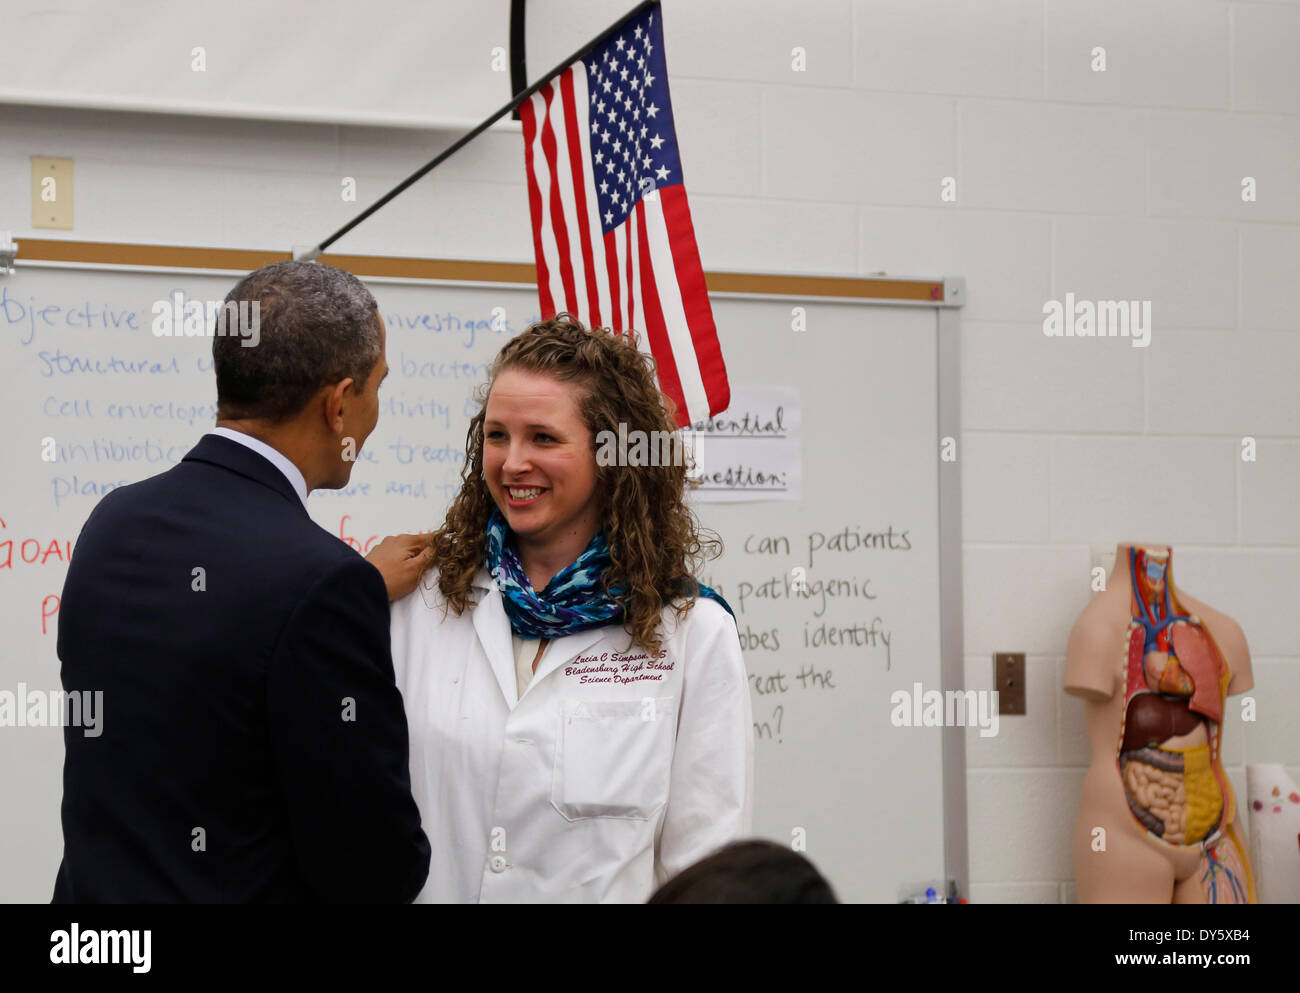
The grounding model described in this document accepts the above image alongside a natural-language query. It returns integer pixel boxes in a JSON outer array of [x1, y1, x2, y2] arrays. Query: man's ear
[[322, 378, 354, 434]]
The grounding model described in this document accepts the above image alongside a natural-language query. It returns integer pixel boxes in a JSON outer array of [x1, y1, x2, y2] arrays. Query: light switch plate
[[31, 157, 74, 230], [994, 652, 1026, 715]]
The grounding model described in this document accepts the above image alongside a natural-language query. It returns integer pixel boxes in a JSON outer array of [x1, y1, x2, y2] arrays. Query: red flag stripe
[[537, 82, 578, 319], [634, 202, 688, 424], [559, 68, 602, 330], [647, 188, 722, 421], [547, 71, 589, 323], [656, 185, 729, 418], [570, 63, 613, 329], [519, 96, 555, 321], [525, 88, 566, 321], [603, 228, 623, 333]]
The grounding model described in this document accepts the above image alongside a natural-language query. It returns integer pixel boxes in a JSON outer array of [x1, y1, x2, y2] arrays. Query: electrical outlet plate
[[994, 653, 1026, 715], [31, 157, 74, 230]]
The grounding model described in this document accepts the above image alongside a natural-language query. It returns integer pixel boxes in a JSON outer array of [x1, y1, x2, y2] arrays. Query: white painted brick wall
[[1045, 0, 1231, 108]]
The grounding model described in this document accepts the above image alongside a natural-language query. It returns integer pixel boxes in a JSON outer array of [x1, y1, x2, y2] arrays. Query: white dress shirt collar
[[210, 426, 309, 509]]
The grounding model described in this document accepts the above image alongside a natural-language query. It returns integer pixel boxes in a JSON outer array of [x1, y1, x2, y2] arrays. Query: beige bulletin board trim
[[12, 238, 957, 305]]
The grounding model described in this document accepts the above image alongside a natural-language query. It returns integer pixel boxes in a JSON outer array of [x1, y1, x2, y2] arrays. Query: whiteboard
[[0, 263, 954, 902]]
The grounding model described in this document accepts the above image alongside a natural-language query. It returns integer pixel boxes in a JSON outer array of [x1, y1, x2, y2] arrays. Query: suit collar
[[183, 433, 308, 517], [210, 427, 308, 508]]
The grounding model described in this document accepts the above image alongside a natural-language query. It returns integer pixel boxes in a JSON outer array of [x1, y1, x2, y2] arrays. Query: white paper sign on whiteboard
[[685, 386, 801, 503]]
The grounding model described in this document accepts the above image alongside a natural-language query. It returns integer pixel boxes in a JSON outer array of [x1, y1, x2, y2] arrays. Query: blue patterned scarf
[[484, 508, 734, 638]]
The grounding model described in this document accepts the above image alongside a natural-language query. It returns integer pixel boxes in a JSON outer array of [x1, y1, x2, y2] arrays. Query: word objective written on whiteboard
[[713, 525, 913, 745]]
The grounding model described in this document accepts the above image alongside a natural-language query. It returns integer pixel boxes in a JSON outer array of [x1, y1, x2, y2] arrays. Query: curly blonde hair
[[425, 314, 722, 655]]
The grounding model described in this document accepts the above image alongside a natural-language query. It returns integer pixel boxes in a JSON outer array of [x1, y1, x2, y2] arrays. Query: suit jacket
[[52, 433, 431, 902]]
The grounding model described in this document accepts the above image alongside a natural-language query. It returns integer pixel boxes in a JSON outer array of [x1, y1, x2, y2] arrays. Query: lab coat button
[[489, 855, 508, 873]]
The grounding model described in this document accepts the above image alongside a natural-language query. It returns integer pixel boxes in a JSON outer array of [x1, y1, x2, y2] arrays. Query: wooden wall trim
[[13, 237, 948, 303]]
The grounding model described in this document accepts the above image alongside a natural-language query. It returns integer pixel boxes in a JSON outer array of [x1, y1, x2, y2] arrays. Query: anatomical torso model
[[1065, 543, 1256, 903]]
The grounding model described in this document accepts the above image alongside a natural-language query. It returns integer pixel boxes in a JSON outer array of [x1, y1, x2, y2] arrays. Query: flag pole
[[295, 0, 660, 261]]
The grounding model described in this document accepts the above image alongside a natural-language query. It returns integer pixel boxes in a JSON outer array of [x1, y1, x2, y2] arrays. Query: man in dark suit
[[53, 261, 432, 902]]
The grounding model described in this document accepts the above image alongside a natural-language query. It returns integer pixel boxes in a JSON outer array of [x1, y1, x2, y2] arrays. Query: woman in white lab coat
[[388, 314, 753, 903]]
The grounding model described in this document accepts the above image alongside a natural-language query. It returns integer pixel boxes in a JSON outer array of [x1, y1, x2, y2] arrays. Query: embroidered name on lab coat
[[564, 649, 676, 685]]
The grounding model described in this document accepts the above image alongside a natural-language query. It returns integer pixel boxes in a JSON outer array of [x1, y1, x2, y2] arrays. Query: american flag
[[519, 4, 729, 427]]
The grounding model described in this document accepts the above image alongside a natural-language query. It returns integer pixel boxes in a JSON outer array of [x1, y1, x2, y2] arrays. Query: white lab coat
[[389, 566, 753, 903]]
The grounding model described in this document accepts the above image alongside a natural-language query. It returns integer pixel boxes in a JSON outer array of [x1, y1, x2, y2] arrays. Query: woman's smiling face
[[482, 367, 602, 552]]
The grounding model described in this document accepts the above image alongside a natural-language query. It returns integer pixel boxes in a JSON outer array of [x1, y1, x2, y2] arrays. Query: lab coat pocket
[[551, 697, 676, 821]]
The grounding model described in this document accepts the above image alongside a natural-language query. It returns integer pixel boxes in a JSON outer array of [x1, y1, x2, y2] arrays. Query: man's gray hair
[[213, 261, 382, 423]]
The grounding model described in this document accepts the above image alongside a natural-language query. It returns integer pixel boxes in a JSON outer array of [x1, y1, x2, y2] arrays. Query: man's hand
[[365, 534, 435, 602]]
